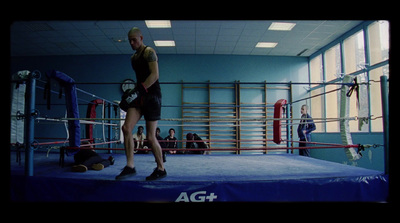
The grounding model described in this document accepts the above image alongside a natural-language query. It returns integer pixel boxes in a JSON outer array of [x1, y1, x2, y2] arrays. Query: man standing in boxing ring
[[116, 27, 166, 180], [297, 104, 316, 157]]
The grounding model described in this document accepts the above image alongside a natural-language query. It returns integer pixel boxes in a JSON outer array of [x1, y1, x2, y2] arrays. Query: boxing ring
[[10, 70, 389, 202]]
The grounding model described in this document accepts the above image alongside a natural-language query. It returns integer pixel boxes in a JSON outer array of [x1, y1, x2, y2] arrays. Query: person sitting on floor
[[164, 128, 179, 154], [186, 133, 209, 154], [133, 125, 148, 154], [71, 141, 115, 172]]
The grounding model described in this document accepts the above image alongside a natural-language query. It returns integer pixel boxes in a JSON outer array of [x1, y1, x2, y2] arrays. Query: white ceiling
[[10, 20, 363, 57]]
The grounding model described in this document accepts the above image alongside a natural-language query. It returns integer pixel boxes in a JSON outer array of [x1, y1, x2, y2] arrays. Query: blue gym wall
[[10, 53, 384, 171], [10, 54, 309, 140]]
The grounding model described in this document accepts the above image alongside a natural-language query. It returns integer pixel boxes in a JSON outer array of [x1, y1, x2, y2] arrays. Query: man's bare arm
[[142, 47, 159, 89]]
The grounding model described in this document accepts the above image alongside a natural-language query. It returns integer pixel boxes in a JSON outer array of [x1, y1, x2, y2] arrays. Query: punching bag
[[86, 99, 104, 144]]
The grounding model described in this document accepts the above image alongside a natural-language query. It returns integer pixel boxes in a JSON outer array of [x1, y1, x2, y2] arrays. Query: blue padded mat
[[10, 152, 388, 202]]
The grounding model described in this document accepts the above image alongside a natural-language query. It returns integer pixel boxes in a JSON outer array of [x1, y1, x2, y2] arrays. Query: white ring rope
[[33, 115, 380, 129], [36, 117, 117, 126], [51, 116, 369, 122]]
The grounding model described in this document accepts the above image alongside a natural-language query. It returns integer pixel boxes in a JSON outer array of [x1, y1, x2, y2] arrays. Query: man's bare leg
[[146, 120, 164, 171], [122, 107, 141, 168], [145, 120, 167, 180]]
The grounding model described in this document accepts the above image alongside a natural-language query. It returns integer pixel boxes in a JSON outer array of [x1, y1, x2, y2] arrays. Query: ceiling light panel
[[154, 40, 175, 47], [268, 22, 296, 31], [145, 20, 171, 28], [256, 42, 278, 48]]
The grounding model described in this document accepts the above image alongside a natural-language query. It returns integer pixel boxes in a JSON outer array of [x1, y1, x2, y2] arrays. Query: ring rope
[[30, 116, 381, 128], [70, 81, 361, 86], [36, 117, 117, 126], [13, 137, 381, 155], [58, 138, 362, 149], [15, 113, 379, 123], [43, 116, 367, 122], [66, 145, 360, 152]]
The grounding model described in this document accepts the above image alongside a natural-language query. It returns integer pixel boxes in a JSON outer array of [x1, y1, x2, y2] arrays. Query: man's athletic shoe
[[71, 164, 88, 172], [91, 163, 104, 171], [115, 166, 136, 180], [146, 168, 167, 181]]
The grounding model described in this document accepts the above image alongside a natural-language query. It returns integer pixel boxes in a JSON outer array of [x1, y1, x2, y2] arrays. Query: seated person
[[133, 126, 148, 154], [71, 141, 115, 172], [164, 128, 179, 154], [186, 133, 209, 154], [155, 127, 166, 162]]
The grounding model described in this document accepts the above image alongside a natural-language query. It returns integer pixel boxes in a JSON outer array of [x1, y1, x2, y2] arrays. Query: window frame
[[308, 20, 389, 133]]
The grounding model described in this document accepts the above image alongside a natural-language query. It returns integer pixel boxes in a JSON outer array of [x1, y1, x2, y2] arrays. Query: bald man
[[117, 27, 166, 180], [297, 104, 316, 157]]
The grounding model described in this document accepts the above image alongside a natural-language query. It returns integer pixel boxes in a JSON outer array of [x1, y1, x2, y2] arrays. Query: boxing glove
[[119, 83, 148, 112]]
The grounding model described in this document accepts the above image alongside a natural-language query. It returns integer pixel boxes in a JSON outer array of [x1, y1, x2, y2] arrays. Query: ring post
[[24, 73, 36, 176], [107, 102, 113, 154], [380, 75, 389, 174]]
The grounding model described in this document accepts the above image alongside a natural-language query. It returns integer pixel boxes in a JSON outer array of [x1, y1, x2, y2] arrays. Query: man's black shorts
[[132, 93, 161, 121]]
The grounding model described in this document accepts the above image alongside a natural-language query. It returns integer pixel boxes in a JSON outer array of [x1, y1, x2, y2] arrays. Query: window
[[368, 21, 389, 65], [309, 55, 324, 132], [368, 21, 389, 132], [343, 30, 366, 74], [324, 44, 341, 132], [309, 20, 389, 133], [370, 65, 389, 132], [343, 30, 367, 132]]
